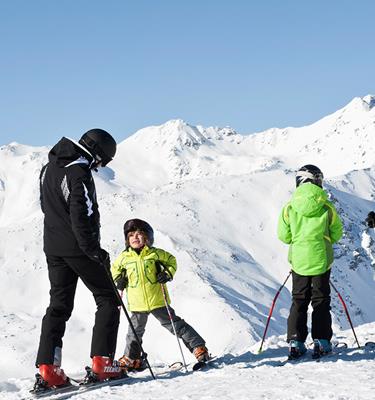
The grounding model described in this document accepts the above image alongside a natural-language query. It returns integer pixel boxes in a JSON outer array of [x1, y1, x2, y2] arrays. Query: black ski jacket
[[40, 137, 101, 257]]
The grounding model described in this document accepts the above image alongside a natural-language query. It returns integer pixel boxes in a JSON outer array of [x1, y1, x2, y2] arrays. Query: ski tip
[[192, 356, 217, 372], [192, 361, 206, 371], [168, 361, 184, 369], [334, 342, 348, 349]]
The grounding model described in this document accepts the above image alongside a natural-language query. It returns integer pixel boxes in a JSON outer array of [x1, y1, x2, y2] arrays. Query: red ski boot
[[35, 364, 69, 389], [86, 356, 125, 382]]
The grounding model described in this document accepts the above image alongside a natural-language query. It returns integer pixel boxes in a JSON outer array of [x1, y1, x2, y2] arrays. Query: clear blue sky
[[1, 1, 374, 146]]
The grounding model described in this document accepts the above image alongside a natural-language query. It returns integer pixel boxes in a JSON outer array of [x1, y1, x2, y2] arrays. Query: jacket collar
[[127, 245, 150, 256]]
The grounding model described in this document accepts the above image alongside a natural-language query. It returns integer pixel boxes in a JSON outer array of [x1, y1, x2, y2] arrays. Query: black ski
[[30, 380, 79, 399], [278, 342, 348, 366], [192, 356, 217, 371], [314, 342, 348, 362], [30, 375, 129, 399], [364, 341, 375, 350], [278, 351, 307, 366]]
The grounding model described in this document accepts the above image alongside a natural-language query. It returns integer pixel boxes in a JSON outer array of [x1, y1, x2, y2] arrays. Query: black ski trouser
[[36, 254, 120, 366], [287, 269, 332, 343]]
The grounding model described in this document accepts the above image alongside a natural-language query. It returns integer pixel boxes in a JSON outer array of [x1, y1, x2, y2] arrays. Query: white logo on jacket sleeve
[[40, 166, 48, 186], [82, 183, 94, 216], [61, 175, 70, 202]]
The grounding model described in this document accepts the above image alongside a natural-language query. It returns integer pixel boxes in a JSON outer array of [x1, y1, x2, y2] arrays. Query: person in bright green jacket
[[111, 218, 209, 370], [278, 165, 343, 359]]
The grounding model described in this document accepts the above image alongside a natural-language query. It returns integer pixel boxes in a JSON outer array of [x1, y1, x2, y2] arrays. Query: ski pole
[[258, 270, 292, 353], [329, 280, 361, 349], [102, 260, 156, 379], [160, 283, 189, 372]]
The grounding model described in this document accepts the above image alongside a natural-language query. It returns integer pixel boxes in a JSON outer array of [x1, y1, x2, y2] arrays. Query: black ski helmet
[[79, 128, 116, 167], [296, 164, 324, 188], [123, 219, 154, 246]]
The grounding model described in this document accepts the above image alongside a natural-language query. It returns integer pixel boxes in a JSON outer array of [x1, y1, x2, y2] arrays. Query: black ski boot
[[288, 340, 307, 360], [312, 339, 332, 359], [30, 373, 49, 394]]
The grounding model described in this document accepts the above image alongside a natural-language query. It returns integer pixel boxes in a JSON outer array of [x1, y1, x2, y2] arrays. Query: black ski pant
[[287, 269, 332, 343], [36, 254, 120, 366]]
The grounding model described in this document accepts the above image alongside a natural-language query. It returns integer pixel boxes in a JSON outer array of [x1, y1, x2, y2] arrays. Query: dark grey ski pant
[[124, 306, 205, 359]]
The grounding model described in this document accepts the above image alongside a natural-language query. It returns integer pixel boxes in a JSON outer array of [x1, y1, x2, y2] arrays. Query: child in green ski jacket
[[111, 218, 209, 370], [278, 165, 343, 359]]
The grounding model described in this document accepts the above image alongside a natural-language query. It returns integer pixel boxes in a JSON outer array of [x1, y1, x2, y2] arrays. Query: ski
[[277, 342, 348, 366], [314, 342, 348, 362], [277, 351, 308, 366], [192, 356, 217, 371], [29, 375, 129, 399], [127, 361, 184, 377], [364, 341, 375, 350], [154, 361, 184, 376], [29, 380, 80, 399]]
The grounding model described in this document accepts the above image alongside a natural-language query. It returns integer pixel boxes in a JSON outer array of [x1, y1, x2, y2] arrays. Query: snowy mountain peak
[[162, 118, 191, 130], [0, 142, 23, 155], [0, 142, 48, 157], [343, 94, 375, 113], [129, 119, 207, 151], [128, 119, 240, 153], [159, 119, 208, 149], [113, 120, 243, 190], [362, 94, 375, 109]]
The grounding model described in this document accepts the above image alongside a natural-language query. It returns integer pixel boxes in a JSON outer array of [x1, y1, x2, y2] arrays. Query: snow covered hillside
[[1, 95, 375, 399]]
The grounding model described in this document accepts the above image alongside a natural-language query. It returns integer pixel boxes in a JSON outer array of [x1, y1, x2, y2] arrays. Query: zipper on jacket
[[137, 250, 151, 312]]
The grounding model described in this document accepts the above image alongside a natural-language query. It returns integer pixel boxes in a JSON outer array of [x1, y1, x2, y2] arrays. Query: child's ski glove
[[157, 270, 172, 284], [115, 274, 128, 290], [366, 211, 375, 228]]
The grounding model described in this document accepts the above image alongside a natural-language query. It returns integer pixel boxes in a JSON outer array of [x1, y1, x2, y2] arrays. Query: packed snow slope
[[1, 95, 375, 399], [7, 324, 375, 400]]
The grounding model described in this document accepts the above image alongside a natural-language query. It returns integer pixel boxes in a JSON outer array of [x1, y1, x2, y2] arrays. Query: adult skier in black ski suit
[[34, 129, 124, 390]]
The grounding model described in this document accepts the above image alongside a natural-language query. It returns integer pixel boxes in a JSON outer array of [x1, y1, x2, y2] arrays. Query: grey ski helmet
[[296, 164, 323, 188], [123, 219, 154, 246], [79, 128, 116, 167]]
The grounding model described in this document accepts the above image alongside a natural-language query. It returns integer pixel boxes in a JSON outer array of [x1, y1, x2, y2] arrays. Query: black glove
[[115, 274, 128, 290], [157, 270, 172, 284], [89, 248, 110, 268], [366, 211, 375, 228]]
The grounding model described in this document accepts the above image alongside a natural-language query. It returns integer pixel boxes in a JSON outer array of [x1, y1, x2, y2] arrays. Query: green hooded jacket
[[111, 245, 177, 312], [278, 183, 343, 276]]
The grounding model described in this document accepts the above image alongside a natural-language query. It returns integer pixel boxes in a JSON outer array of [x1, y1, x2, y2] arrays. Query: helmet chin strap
[[92, 161, 101, 172]]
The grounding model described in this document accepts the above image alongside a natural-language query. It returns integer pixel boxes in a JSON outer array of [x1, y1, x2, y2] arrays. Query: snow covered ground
[[1, 95, 375, 399], [3, 325, 375, 400]]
